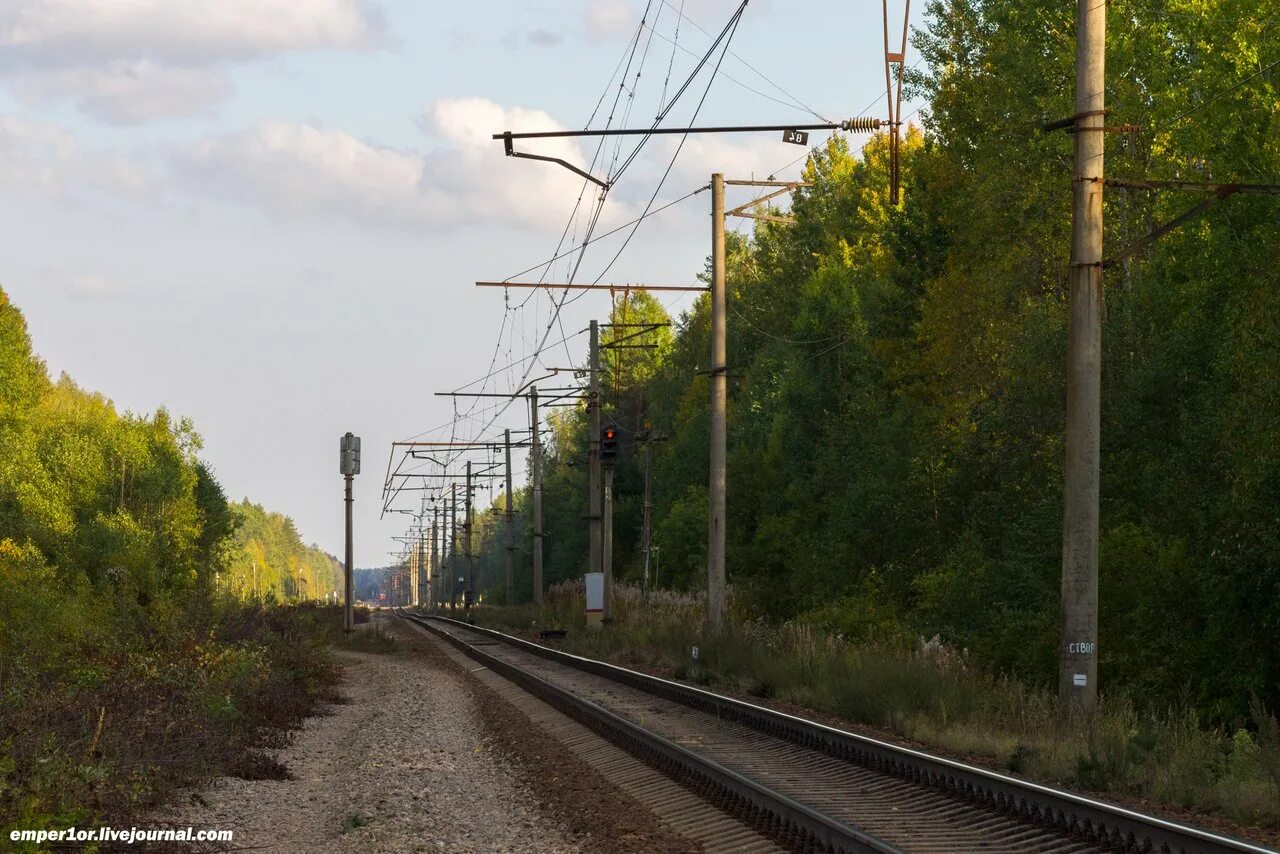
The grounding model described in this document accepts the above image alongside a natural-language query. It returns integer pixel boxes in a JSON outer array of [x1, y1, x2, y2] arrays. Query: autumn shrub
[[0, 564, 341, 834]]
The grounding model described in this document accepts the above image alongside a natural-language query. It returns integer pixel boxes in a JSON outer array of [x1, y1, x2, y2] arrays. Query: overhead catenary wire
[[394, 0, 915, 514], [414, 7, 666, 492], [657, 0, 686, 112], [420, 0, 752, 483], [1158, 55, 1280, 131], [658, 0, 831, 123], [609, 0, 750, 184], [499, 186, 709, 284], [592, 10, 747, 286], [641, 21, 831, 120], [419, 3, 880, 512]]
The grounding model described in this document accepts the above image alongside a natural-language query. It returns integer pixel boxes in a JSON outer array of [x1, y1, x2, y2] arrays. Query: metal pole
[[465, 460, 474, 618], [431, 511, 439, 611], [449, 484, 457, 615], [505, 428, 516, 607], [418, 521, 427, 610], [344, 474, 354, 633], [408, 528, 418, 608], [603, 465, 614, 621], [708, 173, 727, 631], [642, 437, 653, 594], [1059, 0, 1105, 717], [588, 320, 602, 592], [531, 386, 544, 607]]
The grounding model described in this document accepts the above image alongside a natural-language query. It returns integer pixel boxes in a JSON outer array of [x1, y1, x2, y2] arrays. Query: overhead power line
[[1159, 55, 1280, 130], [657, 0, 831, 122], [390, 0, 755, 511]]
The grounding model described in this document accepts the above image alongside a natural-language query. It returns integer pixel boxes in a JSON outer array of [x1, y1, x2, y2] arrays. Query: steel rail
[[397, 610, 895, 854], [413, 613, 1275, 854]]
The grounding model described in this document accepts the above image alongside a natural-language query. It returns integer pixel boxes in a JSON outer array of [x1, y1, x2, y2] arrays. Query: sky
[[0, 0, 927, 569]]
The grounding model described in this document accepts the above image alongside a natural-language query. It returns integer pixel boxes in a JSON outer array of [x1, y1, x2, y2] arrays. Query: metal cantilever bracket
[[1043, 110, 1140, 134], [725, 182, 813, 224], [1101, 177, 1280, 268], [502, 132, 611, 190], [496, 120, 883, 192]]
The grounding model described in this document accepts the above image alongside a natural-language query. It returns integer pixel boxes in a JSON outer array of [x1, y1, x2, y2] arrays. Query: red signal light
[[601, 426, 620, 463]]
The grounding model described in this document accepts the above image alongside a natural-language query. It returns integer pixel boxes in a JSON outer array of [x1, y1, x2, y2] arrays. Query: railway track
[[395, 610, 1273, 854]]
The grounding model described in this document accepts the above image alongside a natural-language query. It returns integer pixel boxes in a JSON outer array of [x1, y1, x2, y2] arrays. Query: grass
[[337, 609, 398, 654], [474, 581, 1280, 829], [0, 595, 345, 841]]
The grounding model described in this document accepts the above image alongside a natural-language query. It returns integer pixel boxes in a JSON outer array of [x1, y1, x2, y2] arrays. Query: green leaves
[[469, 0, 1279, 722]]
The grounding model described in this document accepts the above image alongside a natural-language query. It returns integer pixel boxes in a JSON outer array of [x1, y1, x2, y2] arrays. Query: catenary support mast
[[1059, 0, 1106, 716]]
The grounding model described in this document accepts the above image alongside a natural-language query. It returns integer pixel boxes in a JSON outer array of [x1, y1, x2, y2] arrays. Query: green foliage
[[224, 500, 343, 602], [466, 0, 1280, 730], [0, 287, 343, 833]]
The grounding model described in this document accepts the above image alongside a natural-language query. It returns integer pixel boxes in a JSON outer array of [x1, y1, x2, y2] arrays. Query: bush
[[0, 581, 341, 835]]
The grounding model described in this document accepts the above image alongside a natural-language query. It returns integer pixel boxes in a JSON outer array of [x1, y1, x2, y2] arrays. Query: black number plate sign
[[782, 129, 809, 145]]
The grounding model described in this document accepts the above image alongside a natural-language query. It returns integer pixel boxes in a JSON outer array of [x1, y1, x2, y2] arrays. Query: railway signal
[[600, 426, 619, 465], [339, 432, 360, 633]]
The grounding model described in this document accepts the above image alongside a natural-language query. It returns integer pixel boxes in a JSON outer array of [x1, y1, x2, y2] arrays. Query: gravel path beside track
[[154, 617, 583, 852]]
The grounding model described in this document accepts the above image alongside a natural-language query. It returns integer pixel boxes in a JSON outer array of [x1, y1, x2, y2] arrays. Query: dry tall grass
[[0, 599, 343, 835], [475, 582, 1280, 827]]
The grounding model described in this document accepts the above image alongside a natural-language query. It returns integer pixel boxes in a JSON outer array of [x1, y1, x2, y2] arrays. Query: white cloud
[[0, 0, 382, 123], [527, 28, 564, 47], [60, 274, 115, 298], [583, 0, 747, 42], [0, 115, 156, 200], [13, 61, 227, 124], [584, 0, 634, 40], [0, 0, 379, 63], [178, 98, 632, 233], [648, 132, 802, 188]]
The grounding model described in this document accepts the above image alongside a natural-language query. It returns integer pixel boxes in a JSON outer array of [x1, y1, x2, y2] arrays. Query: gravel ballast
[[155, 626, 584, 852]]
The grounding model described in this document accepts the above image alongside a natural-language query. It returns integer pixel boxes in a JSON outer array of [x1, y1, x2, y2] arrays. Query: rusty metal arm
[[1103, 188, 1237, 269], [1106, 178, 1280, 195], [501, 133, 609, 189], [477, 281, 708, 292]]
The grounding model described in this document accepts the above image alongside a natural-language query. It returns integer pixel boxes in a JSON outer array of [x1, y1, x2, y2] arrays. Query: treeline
[[474, 0, 1280, 721], [0, 288, 340, 828], [226, 500, 343, 601], [0, 289, 233, 602]]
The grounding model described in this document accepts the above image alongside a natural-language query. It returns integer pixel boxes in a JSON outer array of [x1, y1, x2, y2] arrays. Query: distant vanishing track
[[395, 610, 1274, 854]]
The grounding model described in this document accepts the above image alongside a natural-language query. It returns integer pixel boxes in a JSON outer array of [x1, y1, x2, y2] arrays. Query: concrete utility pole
[[587, 320, 603, 604], [1059, 0, 1106, 717], [449, 483, 458, 615], [504, 428, 516, 606], [603, 465, 614, 619], [418, 520, 428, 610], [642, 435, 654, 594], [530, 386, 544, 607], [707, 174, 728, 631], [465, 460, 475, 617], [408, 529, 420, 608], [430, 510, 439, 610], [435, 507, 443, 609]]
